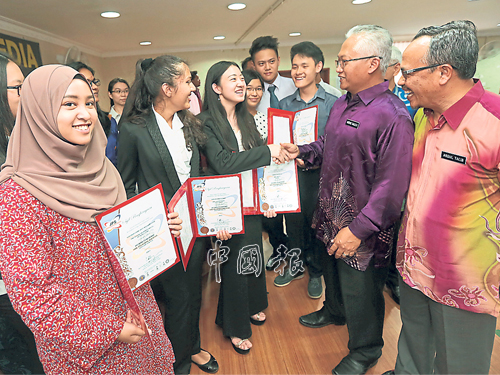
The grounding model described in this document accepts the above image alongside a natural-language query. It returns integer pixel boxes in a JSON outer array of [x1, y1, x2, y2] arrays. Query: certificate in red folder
[[96, 184, 180, 291], [241, 169, 260, 215], [249, 108, 303, 214], [268, 105, 319, 145], [168, 174, 245, 269]]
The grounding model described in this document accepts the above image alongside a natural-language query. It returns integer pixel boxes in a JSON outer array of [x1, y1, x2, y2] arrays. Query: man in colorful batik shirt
[[393, 20, 500, 374]]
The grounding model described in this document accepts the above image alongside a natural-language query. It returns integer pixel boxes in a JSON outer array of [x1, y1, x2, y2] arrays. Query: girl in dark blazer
[[118, 55, 218, 374], [197, 61, 282, 355]]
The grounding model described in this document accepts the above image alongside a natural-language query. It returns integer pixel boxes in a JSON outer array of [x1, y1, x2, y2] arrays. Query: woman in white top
[[117, 55, 218, 374], [242, 69, 267, 141], [108, 78, 130, 123], [106, 78, 130, 166]]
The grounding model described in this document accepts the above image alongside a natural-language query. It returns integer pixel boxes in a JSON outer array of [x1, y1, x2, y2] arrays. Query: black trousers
[[322, 250, 388, 363], [0, 293, 45, 374], [215, 215, 268, 339], [262, 213, 287, 255], [151, 239, 206, 375], [284, 168, 323, 278]]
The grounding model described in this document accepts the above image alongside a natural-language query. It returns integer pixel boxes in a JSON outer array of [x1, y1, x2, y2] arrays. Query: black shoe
[[332, 355, 378, 375], [386, 283, 400, 305], [299, 306, 346, 328], [191, 350, 219, 373], [265, 256, 275, 271]]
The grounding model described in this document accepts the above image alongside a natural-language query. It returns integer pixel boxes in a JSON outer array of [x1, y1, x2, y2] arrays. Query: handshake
[[268, 143, 303, 166]]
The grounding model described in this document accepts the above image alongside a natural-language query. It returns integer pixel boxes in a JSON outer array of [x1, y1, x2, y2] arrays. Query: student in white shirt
[[108, 78, 130, 123], [249, 36, 294, 266], [118, 55, 218, 375], [249, 36, 296, 112]]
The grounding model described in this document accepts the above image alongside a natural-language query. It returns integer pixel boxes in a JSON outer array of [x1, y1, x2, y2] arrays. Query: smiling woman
[[57, 77, 97, 145], [197, 61, 284, 355], [0, 65, 176, 374], [117, 55, 219, 374]]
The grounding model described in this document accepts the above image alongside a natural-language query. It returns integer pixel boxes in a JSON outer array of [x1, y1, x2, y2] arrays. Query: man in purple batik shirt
[[280, 25, 414, 375]]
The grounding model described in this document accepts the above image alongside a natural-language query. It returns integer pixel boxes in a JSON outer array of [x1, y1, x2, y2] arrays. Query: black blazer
[[197, 112, 271, 176], [118, 111, 202, 202]]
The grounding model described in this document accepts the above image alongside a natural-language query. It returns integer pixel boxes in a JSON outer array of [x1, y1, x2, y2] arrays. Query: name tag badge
[[345, 119, 359, 129], [441, 151, 466, 165]]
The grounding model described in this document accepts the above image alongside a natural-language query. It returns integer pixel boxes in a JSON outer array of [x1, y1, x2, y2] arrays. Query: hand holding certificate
[[96, 184, 180, 292], [169, 174, 245, 268], [250, 109, 302, 215]]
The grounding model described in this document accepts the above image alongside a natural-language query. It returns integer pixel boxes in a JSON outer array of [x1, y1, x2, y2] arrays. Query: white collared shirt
[[257, 74, 297, 113], [109, 106, 121, 123], [153, 108, 192, 184], [319, 79, 342, 98]]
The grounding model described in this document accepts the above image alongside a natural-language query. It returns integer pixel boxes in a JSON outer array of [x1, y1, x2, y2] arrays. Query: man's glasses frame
[[335, 55, 382, 69], [400, 63, 456, 79]]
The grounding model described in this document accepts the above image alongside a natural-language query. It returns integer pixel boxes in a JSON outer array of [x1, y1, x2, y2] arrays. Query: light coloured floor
[[193, 235, 500, 375]]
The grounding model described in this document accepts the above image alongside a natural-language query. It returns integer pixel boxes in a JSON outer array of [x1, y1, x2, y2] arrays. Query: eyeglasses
[[246, 87, 263, 93], [400, 63, 456, 79], [90, 79, 101, 86], [111, 89, 129, 95], [335, 55, 381, 69], [388, 62, 398, 68], [7, 84, 22, 96]]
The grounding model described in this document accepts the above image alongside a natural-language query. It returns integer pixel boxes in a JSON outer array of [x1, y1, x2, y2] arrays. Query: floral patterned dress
[[0, 180, 175, 374]]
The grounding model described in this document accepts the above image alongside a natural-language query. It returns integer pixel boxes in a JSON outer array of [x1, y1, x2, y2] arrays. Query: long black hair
[[108, 77, 130, 107], [0, 52, 19, 161], [122, 55, 206, 149], [202, 61, 262, 151]]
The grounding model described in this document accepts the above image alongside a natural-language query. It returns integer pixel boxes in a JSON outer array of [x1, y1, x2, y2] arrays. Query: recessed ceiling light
[[214, 36, 226, 40], [139, 41, 152, 46], [497, 23, 500, 27], [100, 11, 120, 18], [352, 0, 371, 4], [228, 3, 246, 10], [289, 32, 301, 37]]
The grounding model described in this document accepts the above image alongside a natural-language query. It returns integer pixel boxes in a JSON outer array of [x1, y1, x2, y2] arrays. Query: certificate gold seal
[[262, 203, 269, 211], [200, 226, 209, 234]]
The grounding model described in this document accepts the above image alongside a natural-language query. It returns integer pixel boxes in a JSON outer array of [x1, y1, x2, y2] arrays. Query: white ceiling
[[0, 0, 499, 57]]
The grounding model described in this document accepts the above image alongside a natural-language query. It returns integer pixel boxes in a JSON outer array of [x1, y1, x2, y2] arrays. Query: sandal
[[229, 337, 251, 355], [250, 312, 266, 326]]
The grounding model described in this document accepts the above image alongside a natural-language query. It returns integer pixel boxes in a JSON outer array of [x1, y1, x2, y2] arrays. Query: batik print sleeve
[[349, 114, 415, 240], [298, 135, 325, 167], [0, 194, 124, 370]]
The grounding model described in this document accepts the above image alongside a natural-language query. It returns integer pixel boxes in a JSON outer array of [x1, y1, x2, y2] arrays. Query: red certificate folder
[[96, 184, 180, 289], [247, 107, 304, 215], [96, 184, 180, 349], [241, 169, 260, 216], [168, 174, 245, 270], [268, 106, 319, 145]]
